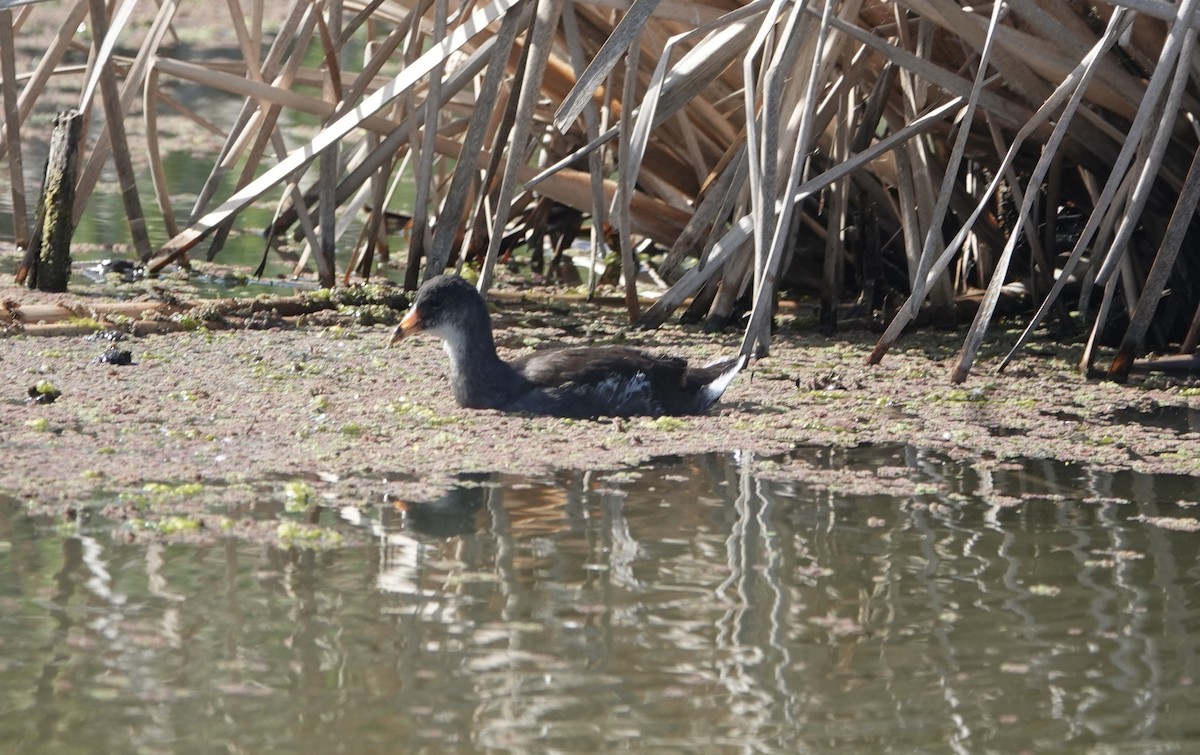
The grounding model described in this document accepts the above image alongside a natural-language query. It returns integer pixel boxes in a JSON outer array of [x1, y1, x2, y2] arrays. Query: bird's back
[[508, 346, 741, 417]]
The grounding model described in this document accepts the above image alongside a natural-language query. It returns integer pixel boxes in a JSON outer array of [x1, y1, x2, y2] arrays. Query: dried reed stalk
[[3, 0, 1199, 380], [1, 8, 29, 248]]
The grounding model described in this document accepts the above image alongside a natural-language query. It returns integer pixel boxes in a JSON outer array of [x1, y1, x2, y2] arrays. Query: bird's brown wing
[[510, 346, 687, 389]]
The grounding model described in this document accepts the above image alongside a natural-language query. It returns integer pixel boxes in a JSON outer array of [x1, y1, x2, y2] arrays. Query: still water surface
[[2, 445, 1200, 753]]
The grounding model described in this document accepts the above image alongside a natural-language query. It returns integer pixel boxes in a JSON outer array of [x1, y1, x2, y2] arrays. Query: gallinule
[[390, 275, 743, 418]]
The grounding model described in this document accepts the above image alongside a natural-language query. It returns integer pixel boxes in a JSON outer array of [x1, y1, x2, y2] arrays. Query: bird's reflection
[[394, 473, 491, 537]]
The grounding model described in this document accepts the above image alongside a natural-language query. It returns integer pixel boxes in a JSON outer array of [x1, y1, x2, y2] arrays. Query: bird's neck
[[439, 317, 525, 409]]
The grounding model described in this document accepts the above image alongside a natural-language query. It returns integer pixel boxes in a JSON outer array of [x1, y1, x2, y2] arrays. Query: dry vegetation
[[2, 0, 1200, 384]]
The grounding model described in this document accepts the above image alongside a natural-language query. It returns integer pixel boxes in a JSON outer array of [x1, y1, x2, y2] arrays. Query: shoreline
[[3, 272, 1197, 542]]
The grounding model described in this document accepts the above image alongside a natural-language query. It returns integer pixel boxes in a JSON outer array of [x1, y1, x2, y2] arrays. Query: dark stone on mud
[[95, 347, 134, 365]]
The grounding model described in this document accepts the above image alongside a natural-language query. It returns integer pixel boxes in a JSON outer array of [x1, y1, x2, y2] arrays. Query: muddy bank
[[2, 269, 1198, 544]]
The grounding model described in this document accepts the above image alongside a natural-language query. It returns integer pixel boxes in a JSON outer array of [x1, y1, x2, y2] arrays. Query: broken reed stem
[[22, 109, 83, 292], [84, 0, 154, 261], [0, 9, 29, 249]]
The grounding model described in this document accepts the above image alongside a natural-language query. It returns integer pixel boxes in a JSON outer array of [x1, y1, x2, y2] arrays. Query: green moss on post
[[24, 108, 82, 293]]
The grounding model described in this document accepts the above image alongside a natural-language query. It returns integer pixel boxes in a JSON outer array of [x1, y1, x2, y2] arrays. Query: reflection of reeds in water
[[3, 2, 1200, 377], [355, 448, 1200, 748], [2, 448, 1198, 748]]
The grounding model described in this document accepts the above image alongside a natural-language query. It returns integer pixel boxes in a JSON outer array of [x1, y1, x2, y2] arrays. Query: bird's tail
[[700, 354, 748, 410]]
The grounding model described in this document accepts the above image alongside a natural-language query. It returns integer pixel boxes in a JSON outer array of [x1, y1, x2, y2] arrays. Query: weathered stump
[[19, 109, 82, 292]]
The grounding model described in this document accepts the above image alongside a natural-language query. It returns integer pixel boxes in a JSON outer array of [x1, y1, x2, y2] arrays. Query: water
[[2, 445, 1200, 753], [1, 116, 416, 285]]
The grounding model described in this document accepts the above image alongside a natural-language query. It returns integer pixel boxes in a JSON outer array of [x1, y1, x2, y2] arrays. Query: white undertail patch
[[702, 355, 748, 405]]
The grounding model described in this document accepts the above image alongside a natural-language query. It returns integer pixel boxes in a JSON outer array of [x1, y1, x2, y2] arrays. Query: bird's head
[[389, 274, 484, 347]]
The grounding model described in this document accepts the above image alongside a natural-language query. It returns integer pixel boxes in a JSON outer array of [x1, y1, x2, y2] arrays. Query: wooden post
[[19, 109, 82, 292]]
